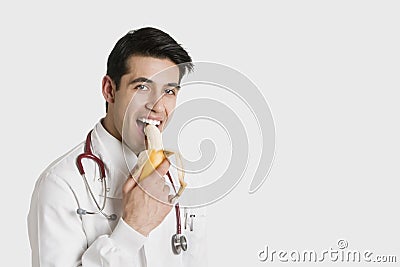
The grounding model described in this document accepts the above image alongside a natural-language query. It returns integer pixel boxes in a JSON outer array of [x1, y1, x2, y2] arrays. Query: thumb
[[154, 159, 170, 178], [130, 150, 147, 180], [168, 194, 178, 205]]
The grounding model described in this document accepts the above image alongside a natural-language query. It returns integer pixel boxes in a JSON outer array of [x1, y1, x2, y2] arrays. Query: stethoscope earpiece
[[76, 208, 87, 215], [76, 208, 117, 221]]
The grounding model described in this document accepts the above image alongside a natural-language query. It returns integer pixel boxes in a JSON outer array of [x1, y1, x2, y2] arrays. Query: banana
[[143, 124, 163, 150], [138, 124, 165, 179], [135, 124, 186, 202]]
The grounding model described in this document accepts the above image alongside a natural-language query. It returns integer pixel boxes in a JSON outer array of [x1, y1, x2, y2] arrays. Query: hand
[[122, 159, 173, 236]]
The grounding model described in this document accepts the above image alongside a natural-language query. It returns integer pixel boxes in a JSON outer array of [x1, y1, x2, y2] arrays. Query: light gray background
[[1, 1, 399, 266]]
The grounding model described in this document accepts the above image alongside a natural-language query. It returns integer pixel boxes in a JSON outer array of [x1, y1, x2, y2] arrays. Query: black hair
[[105, 27, 194, 112]]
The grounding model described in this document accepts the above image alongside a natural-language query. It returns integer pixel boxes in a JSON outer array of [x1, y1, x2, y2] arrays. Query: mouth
[[138, 118, 161, 127], [136, 118, 163, 149]]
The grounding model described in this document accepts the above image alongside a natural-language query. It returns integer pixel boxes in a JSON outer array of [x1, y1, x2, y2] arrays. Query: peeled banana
[[134, 124, 186, 202]]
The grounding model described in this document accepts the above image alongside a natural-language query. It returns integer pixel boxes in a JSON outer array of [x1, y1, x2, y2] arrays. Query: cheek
[[122, 93, 146, 121], [113, 94, 134, 132], [164, 98, 177, 114], [115, 97, 129, 122], [126, 95, 144, 113], [116, 91, 138, 113]]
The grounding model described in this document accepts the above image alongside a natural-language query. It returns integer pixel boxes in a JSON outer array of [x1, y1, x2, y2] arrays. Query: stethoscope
[[75, 130, 187, 254]]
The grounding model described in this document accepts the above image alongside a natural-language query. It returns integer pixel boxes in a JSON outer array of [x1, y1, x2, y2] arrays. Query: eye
[[164, 88, 176, 95], [135, 84, 149, 91]]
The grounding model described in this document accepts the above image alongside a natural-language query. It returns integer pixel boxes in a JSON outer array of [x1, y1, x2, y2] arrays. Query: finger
[[153, 159, 170, 179], [158, 189, 172, 204], [163, 184, 171, 193], [131, 151, 148, 179], [153, 175, 166, 186], [122, 175, 137, 194], [131, 166, 143, 183], [168, 194, 178, 205]]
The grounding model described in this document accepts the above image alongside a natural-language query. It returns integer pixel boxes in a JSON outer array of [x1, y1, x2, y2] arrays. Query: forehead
[[124, 55, 180, 82]]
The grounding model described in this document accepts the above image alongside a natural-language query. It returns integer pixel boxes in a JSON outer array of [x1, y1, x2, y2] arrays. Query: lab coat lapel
[[91, 120, 138, 200]]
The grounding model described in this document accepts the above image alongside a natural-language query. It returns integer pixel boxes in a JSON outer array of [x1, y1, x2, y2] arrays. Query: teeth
[[139, 118, 161, 126]]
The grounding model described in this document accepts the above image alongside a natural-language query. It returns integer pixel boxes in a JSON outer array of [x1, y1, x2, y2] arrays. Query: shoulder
[[31, 141, 87, 205], [36, 142, 85, 187]]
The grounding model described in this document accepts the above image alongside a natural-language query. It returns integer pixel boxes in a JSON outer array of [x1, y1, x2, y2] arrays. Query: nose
[[145, 91, 165, 113]]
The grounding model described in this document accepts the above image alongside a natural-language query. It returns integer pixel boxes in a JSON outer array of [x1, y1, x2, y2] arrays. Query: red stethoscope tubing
[[167, 172, 181, 235], [76, 130, 106, 179]]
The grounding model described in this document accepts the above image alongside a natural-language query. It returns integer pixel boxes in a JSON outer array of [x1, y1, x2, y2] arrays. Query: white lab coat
[[27, 120, 207, 267]]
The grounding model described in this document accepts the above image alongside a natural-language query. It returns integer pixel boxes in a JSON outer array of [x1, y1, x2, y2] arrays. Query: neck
[[102, 114, 142, 157], [102, 114, 122, 142]]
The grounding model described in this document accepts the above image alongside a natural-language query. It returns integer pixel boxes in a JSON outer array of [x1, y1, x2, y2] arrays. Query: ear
[[102, 75, 116, 104]]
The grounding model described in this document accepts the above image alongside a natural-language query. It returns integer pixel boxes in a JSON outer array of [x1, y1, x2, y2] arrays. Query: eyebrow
[[129, 77, 181, 90], [167, 83, 181, 90], [130, 77, 154, 84]]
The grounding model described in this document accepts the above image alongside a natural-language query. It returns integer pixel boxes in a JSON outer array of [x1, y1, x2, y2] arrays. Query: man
[[28, 27, 207, 266]]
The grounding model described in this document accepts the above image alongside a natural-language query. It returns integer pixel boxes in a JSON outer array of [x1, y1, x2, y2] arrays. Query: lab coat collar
[[91, 119, 138, 198]]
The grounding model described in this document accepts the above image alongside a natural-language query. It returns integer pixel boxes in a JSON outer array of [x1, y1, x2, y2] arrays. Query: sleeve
[[27, 172, 147, 267]]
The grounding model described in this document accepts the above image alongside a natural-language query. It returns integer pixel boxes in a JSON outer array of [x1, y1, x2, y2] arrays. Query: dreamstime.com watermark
[[258, 240, 397, 263]]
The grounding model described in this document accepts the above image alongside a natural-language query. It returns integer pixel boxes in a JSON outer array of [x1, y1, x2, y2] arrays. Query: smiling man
[[28, 27, 207, 267]]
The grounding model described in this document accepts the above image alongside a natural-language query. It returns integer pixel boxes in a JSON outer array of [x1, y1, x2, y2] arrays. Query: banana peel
[[132, 124, 187, 202]]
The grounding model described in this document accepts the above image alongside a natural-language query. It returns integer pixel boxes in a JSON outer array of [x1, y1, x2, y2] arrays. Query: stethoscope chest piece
[[172, 234, 187, 255]]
